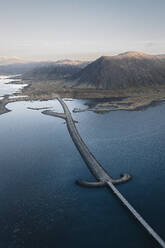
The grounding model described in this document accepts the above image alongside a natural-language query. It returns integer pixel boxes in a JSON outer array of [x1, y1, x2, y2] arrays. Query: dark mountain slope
[[22, 64, 83, 81], [74, 52, 165, 89]]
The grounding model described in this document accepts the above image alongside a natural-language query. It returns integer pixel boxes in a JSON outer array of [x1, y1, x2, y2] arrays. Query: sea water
[[0, 97, 164, 248]]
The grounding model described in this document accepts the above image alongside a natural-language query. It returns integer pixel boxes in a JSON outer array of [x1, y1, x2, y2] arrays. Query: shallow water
[[0, 75, 27, 96], [0, 98, 165, 248]]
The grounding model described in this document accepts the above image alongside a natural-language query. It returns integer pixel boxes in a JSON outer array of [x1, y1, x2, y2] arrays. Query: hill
[[22, 64, 82, 81], [0, 59, 89, 76], [73, 51, 165, 89], [0, 62, 51, 75]]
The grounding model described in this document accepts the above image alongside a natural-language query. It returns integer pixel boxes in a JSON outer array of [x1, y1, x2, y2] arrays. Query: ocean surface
[[0, 77, 165, 247]]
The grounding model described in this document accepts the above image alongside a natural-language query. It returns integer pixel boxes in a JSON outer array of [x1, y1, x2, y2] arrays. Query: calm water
[[0, 96, 165, 248], [0, 75, 27, 97]]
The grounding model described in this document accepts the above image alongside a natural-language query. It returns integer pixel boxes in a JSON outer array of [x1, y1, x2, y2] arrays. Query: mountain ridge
[[73, 51, 165, 89]]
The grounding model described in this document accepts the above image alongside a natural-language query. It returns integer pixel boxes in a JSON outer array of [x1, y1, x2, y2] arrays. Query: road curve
[[43, 97, 165, 247], [58, 97, 165, 248]]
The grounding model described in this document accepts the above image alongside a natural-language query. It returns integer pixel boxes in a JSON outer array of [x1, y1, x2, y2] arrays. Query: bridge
[[42, 97, 165, 248]]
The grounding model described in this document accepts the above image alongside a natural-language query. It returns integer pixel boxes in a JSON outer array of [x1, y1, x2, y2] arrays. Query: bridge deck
[[107, 181, 165, 248], [57, 97, 113, 182], [45, 97, 165, 248]]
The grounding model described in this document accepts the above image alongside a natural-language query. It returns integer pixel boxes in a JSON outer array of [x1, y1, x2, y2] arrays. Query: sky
[[0, 0, 165, 61]]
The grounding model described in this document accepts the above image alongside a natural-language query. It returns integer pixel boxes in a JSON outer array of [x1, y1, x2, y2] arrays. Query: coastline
[[1, 93, 165, 116], [1, 79, 165, 115], [0, 96, 11, 115]]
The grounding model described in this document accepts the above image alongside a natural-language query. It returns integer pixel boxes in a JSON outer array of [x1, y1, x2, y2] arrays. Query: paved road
[[57, 97, 131, 185], [47, 97, 165, 248], [107, 181, 165, 248]]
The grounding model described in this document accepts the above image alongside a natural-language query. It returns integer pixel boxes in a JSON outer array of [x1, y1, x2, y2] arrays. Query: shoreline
[[1, 93, 165, 116], [0, 96, 11, 115], [1, 80, 165, 115]]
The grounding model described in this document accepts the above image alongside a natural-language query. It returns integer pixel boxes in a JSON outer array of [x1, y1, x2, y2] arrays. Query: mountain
[[22, 60, 89, 80], [0, 62, 55, 75], [2, 52, 165, 89], [73, 51, 165, 89], [55, 59, 89, 67], [157, 54, 165, 58], [0, 58, 89, 76], [0, 56, 26, 65], [22, 64, 83, 81]]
